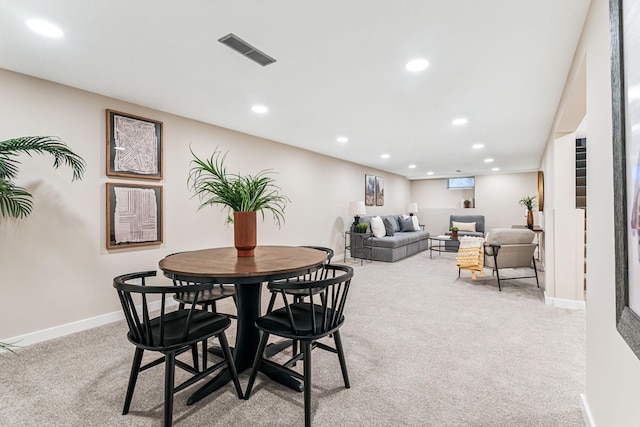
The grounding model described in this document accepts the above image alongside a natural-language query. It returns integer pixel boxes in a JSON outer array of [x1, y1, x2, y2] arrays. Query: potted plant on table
[[463, 199, 471, 208], [518, 195, 537, 230], [188, 146, 290, 257], [450, 226, 459, 239]]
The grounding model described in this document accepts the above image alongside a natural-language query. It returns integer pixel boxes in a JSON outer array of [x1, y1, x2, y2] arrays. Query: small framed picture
[[106, 109, 163, 180], [375, 176, 384, 206], [106, 182, 163, 249], [365, 174, 375, 206]]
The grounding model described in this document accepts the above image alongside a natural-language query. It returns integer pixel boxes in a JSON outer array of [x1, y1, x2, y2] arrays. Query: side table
[[344, 230, 372, 264]]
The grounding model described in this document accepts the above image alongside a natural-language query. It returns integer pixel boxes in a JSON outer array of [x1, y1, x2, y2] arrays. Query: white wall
[[544, 0, 640, 425], [0, 68, 410, 340], [411, 172, 538, 234]]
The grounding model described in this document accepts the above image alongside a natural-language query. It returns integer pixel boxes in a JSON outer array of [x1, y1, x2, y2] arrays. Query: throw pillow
[[383, 217, 395, 236], [370, 216, 386, 238], [398, 216, 415, 232], [402, 214, 420, 232], [452, 221, 476, 232]]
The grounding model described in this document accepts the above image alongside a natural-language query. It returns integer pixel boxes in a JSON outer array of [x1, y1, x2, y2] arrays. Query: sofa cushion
[[486, 228, 534, 245], [383, 217, 395, 236], [398, 216, 415, 232], [452, 221, 476, 232], [381, 215, 400, 232], [370, 216, 386, 238]]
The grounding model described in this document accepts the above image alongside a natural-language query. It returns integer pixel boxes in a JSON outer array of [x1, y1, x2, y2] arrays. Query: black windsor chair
[[244, 263, 354, 427], [263, 246, 334, 358], [113, 271, 242, 427]]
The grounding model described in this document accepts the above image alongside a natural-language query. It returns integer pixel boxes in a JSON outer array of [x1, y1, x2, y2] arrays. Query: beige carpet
[[0, 252, 585, 426]]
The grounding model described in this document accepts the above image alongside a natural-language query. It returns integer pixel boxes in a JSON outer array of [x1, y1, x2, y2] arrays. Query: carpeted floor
[[0, 252, 585, 426]]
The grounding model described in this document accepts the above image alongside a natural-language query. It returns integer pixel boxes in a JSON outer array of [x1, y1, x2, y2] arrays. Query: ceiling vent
[[218, 33, 276, 67]]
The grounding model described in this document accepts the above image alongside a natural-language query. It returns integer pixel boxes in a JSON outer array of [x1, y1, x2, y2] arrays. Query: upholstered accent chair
[[483, 228, 539, 291]]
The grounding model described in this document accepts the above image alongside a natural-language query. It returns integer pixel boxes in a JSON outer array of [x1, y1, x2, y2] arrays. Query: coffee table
[[428, 235, 460, 259]]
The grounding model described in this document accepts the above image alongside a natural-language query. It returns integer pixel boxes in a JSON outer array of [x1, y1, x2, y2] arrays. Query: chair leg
[[164, 352, 176, 427], [333, 331, 350, 388], [303, 341, 312, 427], [532, 256, 540, 288], [218, 332, 243, 399], [201, 339, 208, 370], [122, 347, 144, 415], [495, 268, 502, 291], [245, 331, 271, 400], [191, 344, 199, 371]]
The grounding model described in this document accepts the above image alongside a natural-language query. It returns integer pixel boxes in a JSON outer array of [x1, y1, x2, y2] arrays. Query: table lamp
[[406, 202, 418, 216], [349, 201, 367, 230]]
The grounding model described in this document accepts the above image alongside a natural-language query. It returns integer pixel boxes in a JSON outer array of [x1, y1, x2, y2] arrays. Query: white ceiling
[[0, 0, 591, 179]]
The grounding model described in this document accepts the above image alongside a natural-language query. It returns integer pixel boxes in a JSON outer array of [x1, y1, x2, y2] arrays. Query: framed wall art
[[375, 176, 384, 206], [365, 174, 375, 206], [106, 109, 163, 180], [106, 182, 163, 249], [611, 0, 640, 359]]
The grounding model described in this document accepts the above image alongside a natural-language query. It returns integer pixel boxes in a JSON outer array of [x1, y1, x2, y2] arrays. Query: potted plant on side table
[[188, 146, 290, 257], [518, 195, 537, 230], [450, 226, 459, 239]]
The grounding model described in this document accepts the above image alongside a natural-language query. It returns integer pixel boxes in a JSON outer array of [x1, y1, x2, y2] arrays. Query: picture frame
[[106, 109, 163, 180], [106, 182, 163, 249], [375, 176, 384, 206], [611, 0, 640, 359], [365, 174, 375, 206]]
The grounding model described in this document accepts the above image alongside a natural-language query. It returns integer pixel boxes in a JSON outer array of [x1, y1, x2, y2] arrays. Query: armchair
[[483, 228, 539, 291]]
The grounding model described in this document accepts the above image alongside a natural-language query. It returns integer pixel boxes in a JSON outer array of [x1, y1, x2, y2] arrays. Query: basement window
[[447, 177, 475, 190]]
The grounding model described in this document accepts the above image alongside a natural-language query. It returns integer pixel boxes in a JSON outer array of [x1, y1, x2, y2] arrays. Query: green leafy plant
[[519, 195, 537, 211], [0, 136, 86, 219], [463, 199, 471, 204], [450, 226, 459, 232], [355, 223, 368, 233], [187, 146, 290, 227]]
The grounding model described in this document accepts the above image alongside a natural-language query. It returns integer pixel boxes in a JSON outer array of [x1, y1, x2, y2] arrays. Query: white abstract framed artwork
[[106, 182, 163, 249], [106, 109, 163, 180]]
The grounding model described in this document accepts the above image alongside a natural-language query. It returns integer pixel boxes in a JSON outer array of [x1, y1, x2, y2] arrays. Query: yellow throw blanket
[[456, 236, 485, 279]]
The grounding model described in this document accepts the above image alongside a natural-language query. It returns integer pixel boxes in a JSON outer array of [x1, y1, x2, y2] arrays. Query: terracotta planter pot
[[234, 211, 257, 257], [527, 210, 534, 230], [451, 230, 458, 239]]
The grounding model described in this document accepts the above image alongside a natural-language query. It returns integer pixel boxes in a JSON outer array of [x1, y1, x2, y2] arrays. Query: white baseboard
[[1, 300, 174, 349], [544, 291, 586, 310], [580, 393, 595, 427]]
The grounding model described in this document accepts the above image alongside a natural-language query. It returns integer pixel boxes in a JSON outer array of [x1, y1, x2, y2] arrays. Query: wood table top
[[158, 245, 327, 282]]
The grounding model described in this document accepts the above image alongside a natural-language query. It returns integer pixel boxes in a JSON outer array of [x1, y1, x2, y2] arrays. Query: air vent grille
[[218, 33, 276, 66]]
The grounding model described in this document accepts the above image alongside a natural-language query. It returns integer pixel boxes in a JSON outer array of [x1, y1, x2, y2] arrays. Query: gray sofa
[[350, 214, 430, 262]]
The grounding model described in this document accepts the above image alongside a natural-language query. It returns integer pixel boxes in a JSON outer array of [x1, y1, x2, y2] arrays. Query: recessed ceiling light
[[251, 105, 268, 114], [26, 19, 63, 38], [484, 158, 494, 163], [427, 171, 434, 176], [492, 167, 500, 171], [472, 143, 484, 149], [381, 153, 390, 159], [406, 58, 429, 72], [452, 118, 468, 126], [336, 136, 348, 143], [408, 164, 416, 169]]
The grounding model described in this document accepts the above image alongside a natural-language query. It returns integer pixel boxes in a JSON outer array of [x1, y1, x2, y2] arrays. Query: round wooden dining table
[[159, 245, 327, 404]]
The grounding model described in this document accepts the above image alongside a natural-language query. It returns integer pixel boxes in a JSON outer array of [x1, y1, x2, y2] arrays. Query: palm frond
[[0, 136, 86, 181], [0, 179, 33, 219]]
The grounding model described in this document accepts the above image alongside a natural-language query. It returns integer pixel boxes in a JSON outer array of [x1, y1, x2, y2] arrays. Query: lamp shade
[[406, 202, 418, 214], [349, 201, 367, 216]]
